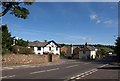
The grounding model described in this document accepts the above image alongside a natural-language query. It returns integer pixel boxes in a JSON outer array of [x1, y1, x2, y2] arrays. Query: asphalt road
[[1, 55, 119, 81]]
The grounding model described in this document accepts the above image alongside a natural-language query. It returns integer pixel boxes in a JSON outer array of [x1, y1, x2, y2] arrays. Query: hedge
[[12, 45, 33, 54]]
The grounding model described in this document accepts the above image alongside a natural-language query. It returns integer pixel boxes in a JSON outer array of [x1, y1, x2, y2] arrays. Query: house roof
[[28, 40, 60, 47], [80, 46, 96, 51]]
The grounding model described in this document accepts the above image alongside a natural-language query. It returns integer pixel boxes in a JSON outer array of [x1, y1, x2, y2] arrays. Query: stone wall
[[52, 54, 60, 62], [2, 54, 60, 66]]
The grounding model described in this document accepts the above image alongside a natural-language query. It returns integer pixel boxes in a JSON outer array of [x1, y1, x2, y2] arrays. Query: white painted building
[[79, 46, 97, 60], [28, 40, 60, 55]]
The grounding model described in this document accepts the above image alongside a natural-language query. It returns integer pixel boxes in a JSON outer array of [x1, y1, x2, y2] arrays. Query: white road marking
[[89, 72, 93, 74], [84, 70, 91, 74], [13, 65, 30, 67], [2, 67, 14, 70], [91, 69, 98, 72], [81, 75, 85, 77], [30, 70, 46, 74], [83, 69, 95, 74], [71, 62, 81, 64], [66, 65, 78, 68], [79, 72, 86, 76], [69, 68, 98, 80], [2, 62, 63, 70], [76, 77, 81, 79], [2, 66, 26, 70], [70, 76, 76, 79], [46, 68, 59, 72], [76, 75, 81, 77], [99, 64, 109, 68], [30, 68, 59, 74], [84, 73, 89, 75], [1, 75, 15, 79], [2, 61, 79, 70], [2, 65, 40, 70]]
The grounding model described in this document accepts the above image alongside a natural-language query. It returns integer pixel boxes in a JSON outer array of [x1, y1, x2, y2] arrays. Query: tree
[[1, 2, 34, 19], [15, 38, 28, 47], [1, 25, 14, 54], [60, 51, 65, 57], [114, 37, 120, 62], [96, 48, 106, 58], [1, 25, 29, 54]]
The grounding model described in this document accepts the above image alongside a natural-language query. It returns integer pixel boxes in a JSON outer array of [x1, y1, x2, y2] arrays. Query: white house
[[28, 40, 60, 55], [79, 46, 97, 60]]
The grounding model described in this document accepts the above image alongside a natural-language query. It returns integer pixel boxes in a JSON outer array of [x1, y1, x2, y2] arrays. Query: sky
[[2, 2, 118, 45]]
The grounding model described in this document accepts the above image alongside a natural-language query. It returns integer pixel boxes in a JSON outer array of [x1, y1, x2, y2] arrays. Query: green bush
[[2, 48, 11, 55], [12, 45, 33, 54], [60, 51, 65, 57], [96, 48, 107, 58], [19, 47, 33, 54]]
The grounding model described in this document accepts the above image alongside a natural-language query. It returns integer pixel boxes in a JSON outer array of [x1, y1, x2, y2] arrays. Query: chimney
[[85, 42, 87, 46], [44, 40, 47, 42], [70, 44, 73, 54]]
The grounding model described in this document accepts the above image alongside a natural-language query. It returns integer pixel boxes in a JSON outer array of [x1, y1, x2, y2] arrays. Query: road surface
[[1, 55, 119, 81]]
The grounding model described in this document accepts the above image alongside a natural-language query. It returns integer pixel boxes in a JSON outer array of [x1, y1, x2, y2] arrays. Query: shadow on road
[[97, 66, 120, 70], [89, 55, 119, 65], [62, 55, 119, 66]]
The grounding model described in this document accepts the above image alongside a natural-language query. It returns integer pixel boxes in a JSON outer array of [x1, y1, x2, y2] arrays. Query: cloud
[[103, 20, 113, 24], [110, 6, 115, 9], [89, 14, 115, 25], [89, 14, 97, 20], [81, 37, 92, 42], [96, 20, 101, 24], [89, 14, 101, 24]]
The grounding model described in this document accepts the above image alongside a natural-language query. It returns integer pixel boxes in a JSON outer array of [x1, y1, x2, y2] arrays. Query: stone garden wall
[[2, 54, 60, 66]]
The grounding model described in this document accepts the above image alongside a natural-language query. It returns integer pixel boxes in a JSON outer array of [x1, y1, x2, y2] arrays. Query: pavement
[[1, 59, 77, 70], [1, 55, 120, 81]]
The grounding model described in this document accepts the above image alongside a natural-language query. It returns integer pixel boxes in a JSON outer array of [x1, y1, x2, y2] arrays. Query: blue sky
[[2, 2, 118, 45]]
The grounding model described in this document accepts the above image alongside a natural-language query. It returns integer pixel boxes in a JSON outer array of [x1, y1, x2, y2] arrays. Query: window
[[49, 47, 51, 51], [38, 47, 41, 50], [51, 45, 54, 47], [56, 47, 58, 51]]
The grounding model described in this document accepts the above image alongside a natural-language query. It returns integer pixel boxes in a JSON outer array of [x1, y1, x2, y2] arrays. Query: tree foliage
[[15, 38, 28, 47], [12, 46, 33, 54], [1, 25, 13, 54], [114, 37, 120, 56], [96, 48, 106, 57], [1, 25, 29, 54], [60, 51, 65, 57], [1, 2, 34, 19]]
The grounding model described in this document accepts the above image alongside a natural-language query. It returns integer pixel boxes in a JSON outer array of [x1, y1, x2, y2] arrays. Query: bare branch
[[0, 3, 12, 17]]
